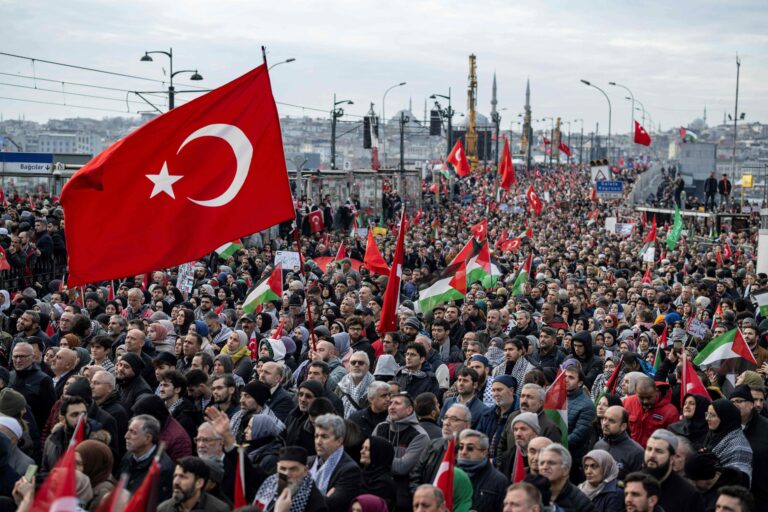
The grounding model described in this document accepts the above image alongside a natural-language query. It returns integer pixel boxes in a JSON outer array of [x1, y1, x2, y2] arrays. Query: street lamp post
[[268, 58, 296, 71], [542, 117, 554, 167], [628, 97, 647, 126], [609, 81, 634, 154], [574, 119, 584, 165], [381, 82, 406, 168], [430, 88, 453, 156], [580, 80, 612, 161], [564, 120, 572, 164], [330, 94, 353, 170], [140, 48, 203, 110]]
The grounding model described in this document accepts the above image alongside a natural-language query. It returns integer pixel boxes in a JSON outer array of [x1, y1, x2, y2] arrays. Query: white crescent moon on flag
[[181, 123, 253, 207]]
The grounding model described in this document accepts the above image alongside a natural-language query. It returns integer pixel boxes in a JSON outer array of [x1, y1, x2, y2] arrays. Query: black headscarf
[[669, 393, 711, 449], [705, 398, 742, 448]]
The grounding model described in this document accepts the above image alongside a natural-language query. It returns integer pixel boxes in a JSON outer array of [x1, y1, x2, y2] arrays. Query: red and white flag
[[526, 185, 543, 215], [363, 229, 391, 276], [377, 210, 407, 333], [307, 210, 325, 233], [60, 64, 294, 285], [634, 121, 652, 146], [433, 436, 455, 511], [447, 139, 470, 177]]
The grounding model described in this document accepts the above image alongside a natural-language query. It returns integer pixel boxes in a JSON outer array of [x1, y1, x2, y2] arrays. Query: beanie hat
[[153, 351, 178, 368], [573, 331, 592, 346], [120, 353, 145, 373], [279, 446, 308, 465], [0, 416, 22, 440], [738, 371, 764, 390], [730, 384, 754, 402], [298, 379, 324, 398], [242, 381, 271, 406], [469, 355, 490, 368], [66, 378, 93, 405], [511, 412, 541, 434], [193, 320, 209, 337], [684, 452, 719, 480], [0, 389, 26, 419], [494, 375, 518, 390], [404, 317, 421, 331], [648, 429, 678, 454]]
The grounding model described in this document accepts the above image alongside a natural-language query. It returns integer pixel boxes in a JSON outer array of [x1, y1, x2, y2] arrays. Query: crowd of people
[[0, 157, 765, 512]]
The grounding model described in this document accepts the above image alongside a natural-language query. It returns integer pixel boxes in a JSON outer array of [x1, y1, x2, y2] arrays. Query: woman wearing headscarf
[[578, 449, 624, 512], [213, 354, 246, 388], [148, 321, 175, 354], [704, 398, 753, 484], [246, 413, 286, 475], [76, 439, 115, 511], [359, 436, 396, 510], [332, 332, 353, 368], [669, 393, 711, 450], [259, 338, 287, 363], [255, 312, 273, 336], [220, 329, 253, 380], [350, 494, 389, 512], [174, 308, 195, 335]]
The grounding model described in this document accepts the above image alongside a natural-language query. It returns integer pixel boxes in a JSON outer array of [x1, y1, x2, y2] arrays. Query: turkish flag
[[0, 246, 9, 271], [447, 139, 470, 177], [558, 142, 572, 157], [60, 64, 294, 285], [470, 219, 488, 241], [307, 210, 325, 233], [526, 185, 543, 215], [634, 121, 652, 146], [363, 229, 390, 276], [499, 138, 516, 191], [377, 210, 407, 333]]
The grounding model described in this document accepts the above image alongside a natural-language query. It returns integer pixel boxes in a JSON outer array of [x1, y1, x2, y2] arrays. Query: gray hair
[[522, 383, 546, 402], [110, 315, 128, 329], [197, 421, 223, 440], [446, 402, 472, 423], [92, 370, 116, 390], [367, 380, 391, 400], [541, 443, 572, 469], [314, 413, 346, 439], [415, 484, 445, 506], [458, 429, 489, 450], [131, 414, 161, 444], [350, 350, 370, 365]]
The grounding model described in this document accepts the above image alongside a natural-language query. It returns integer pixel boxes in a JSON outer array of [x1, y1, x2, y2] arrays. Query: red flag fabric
[[512, 444, 526, 483], [722, 242, 732, 260], [470, 219, 488, 241], [0, 187, 4, 205], [234, 447, 247, 508], [605, 356, 624, 395], [307, 210, 325, 233], [658, 324, 668, 348], [499, 138, 516, 190], [273, 317, 286, 339], [679, 127, 687, 142], [30, 415, 85, 512], [641, 267, 652, 284], [681, 352, 710, 403], [634, 121, 652, 146], [123, 459, 161, 512], [446, 139, 470, 177], [590, 186, 598, 203], [377, 211, 407, 333], [433, 437, 455, 511], [363, 229, 391, 276], [448, 259, 467, 295], [0, 246, 10, 272], [543, 137, 551, 145], [732, 329, 758, 365], [60, 65, 294, 286], [28, 196, 35, 209], [558, 142, 572, 157], [335, 241, 346, 262], [716, 251, 724, 267], [644, 217, 657, 243], [107, 282, 115, 301], [526, 185, 543, 215], [501, 237, 522, 253]]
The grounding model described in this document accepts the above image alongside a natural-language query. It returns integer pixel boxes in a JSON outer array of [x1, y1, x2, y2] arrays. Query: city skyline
[[1, 0, 766, 133]]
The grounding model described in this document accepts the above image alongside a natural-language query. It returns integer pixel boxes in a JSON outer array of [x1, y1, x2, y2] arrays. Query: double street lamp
[[580, 79, 612, 161], [430, 88, 453, 156], [331, 94, 353, 170], [140, 48, 203, 110], [381, 82, 407, 167], [609, 81, 635, 153]]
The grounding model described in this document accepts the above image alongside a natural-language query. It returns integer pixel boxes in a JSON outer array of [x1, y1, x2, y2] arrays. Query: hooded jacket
[[623, 381, 679, 447], [567, 331, 603, 389]]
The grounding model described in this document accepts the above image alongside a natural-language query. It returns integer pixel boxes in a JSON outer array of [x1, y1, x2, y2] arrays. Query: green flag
[[666, 205, 683, 250]]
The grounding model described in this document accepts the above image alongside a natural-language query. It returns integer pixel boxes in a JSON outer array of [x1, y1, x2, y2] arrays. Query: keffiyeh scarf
[[254, 473, 314, 512]]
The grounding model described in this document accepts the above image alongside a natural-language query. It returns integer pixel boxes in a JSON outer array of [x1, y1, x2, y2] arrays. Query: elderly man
[[157, 456, 229, 512], [348, 381, 391, 439], [311, 413, 362, 511], [643, 429, 703, 512], [50, 311, 75, 347], [120, 414, 175, 500], [259, 361, 293, 422], [594, 405, 644, 480], [456, 429, 508, 511], [254, 446, 327, 512], [124, 328, 157, 388], [90, 369, 129, 454], [373, 391, 429, 510], [121, 287, 153, 321], [477, 375, 518, 461], [623, 377, 678, 447], [527, 437, 553, 475], [51, 347, 79, 398], [9, 341, 55, 431], [413, 484, 448, 512], [410, 403, 471, 493], [0, 416, 33, 475], [537, 444, 595, 512], [503, 482, 545, 512], [500, 383, 563, 455], [336, 351, 374, 418]]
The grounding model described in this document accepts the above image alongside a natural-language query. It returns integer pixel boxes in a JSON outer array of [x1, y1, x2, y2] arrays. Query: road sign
[[595, 180, 624, 199]]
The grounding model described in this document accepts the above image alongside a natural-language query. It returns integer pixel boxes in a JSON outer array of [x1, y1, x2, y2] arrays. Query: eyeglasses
[[350, 360, 367, 366], [194, 437, 222, 443], [443, 415, 468, 423], [12, 354, 32, 359], [538, 460, 561, 467], [457, 444, 482, 453]]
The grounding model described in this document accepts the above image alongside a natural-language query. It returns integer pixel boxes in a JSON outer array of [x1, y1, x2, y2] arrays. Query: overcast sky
[[1, 0, 766, 135]]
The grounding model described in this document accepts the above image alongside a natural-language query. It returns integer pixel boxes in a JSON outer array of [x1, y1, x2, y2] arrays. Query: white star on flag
[[146, 162, 183, 199]]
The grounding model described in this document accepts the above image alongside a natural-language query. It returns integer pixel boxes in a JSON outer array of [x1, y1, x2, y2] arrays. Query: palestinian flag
[[215, 239, 243, 260], [511, 253, 532, 296], [595, 355, 624, 405], [466, 240, 492, 287], [679, 127, 698, 143], [544, 370, 569, 447], [243, 264, 283, 314], [480, 263, 503, 289], [694, 328, 757, 372], [415, 259, 466, 314], [638, 217, 656, 259], [754, 291, 768, 318]]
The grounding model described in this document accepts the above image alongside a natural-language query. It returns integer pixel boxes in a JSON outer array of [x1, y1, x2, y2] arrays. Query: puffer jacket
[[624, 381, 679, 447]]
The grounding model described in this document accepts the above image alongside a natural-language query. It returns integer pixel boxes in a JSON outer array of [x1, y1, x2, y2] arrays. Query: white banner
[[275, 250, 301, 271]]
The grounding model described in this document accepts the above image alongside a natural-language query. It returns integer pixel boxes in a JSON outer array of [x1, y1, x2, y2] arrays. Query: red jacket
[[623, 382, 679, 447]]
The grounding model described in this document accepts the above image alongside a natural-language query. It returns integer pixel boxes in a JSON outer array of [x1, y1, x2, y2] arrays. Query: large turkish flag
[[61, 64, 294, 285]]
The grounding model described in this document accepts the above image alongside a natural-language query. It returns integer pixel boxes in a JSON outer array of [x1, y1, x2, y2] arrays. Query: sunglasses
[[350, 360, 367, 366]]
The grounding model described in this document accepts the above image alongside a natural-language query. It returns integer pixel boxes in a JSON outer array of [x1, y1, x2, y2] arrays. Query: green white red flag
[[544, 369, 569, 447], [243, 264, 283, 314]]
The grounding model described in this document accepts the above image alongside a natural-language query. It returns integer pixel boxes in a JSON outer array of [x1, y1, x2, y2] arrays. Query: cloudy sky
[[1, 0, 766, 135]]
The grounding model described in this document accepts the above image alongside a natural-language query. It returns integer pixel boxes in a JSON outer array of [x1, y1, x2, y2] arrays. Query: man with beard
[[477, 375, 518, 462], [492, 337, 536, 399], [625, 377, 678, 447], [41, 396, 98, 472], [467, 355, 494, 407], [430, 319, 463, 364], [211, 374, 240, 419], [444, 305, 467, 347], [729, 384, 768, 507], [500, 384, 563, 452], [115, 353, 153, 412], [438, 367, 488, 429], [157, 370, 202, 442], [158, 456, 229, 512], [594, 406, 644, 480], [253, 446, 328, 512], [643, 429, 703, 512], [336, 351, 374, 418], [624, 472, 664, 512], [477, 309, 504, 347]]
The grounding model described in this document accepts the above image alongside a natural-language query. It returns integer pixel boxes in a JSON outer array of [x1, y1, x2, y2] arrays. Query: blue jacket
[[567, 388, 596, 450], [591, 479, 625, 512]]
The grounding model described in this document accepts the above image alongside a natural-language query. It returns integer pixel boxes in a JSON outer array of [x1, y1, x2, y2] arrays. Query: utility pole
[[731, 55, 741, 183], [399, 111, 409, 193], [330, 94, 353, 170]]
